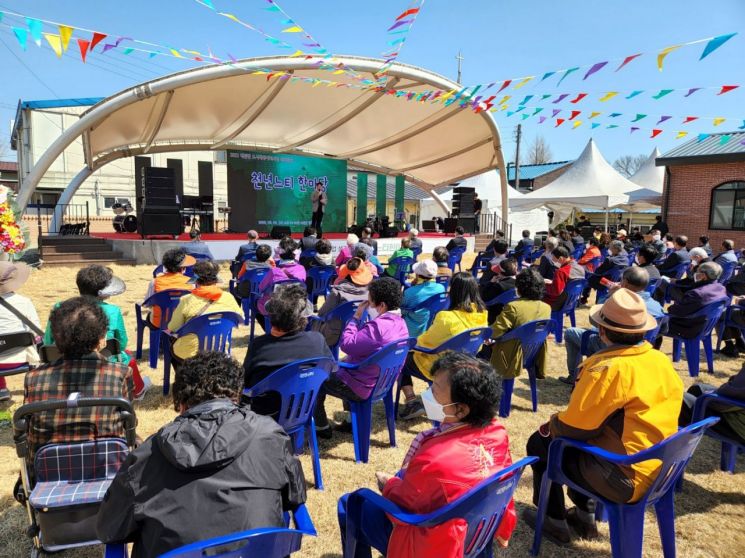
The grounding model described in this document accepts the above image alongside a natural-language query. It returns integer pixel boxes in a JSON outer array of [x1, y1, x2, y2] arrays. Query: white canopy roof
[[629, 148, 665, 192], [509, 139, 640, 212]]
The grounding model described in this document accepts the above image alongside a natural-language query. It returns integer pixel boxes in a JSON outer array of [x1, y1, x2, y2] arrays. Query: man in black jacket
[[581, 240, 628, 304], [97, 351, 306, 557], [649, 215, 669, 237], [656, 235, 690, 277]]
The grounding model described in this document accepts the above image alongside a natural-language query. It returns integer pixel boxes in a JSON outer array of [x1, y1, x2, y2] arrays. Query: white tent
[[629, 148, 664, 192], [509, 139, 641, 223]]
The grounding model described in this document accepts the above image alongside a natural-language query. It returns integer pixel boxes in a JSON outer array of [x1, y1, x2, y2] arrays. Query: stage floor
[[90, 231, 454, 242]]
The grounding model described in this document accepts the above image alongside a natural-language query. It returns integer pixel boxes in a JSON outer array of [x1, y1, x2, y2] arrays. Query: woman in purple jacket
[[314, 277, 409, 439], [257, 237, 307, 315]]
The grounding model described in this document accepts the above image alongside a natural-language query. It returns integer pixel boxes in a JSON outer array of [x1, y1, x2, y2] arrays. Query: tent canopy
[[509, 139, 641, 214], [17, 55, 508, 211], [629, 148, 664, 192]]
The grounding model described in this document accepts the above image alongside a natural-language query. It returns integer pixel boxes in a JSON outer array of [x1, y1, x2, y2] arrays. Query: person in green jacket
[[385, 238, 414, 280]]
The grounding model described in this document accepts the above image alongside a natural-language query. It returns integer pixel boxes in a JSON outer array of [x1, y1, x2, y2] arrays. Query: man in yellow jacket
[[523, 288, 684, 545]]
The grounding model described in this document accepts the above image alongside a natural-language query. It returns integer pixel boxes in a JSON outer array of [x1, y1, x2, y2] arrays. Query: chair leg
[[555, 319, 564, 344], [528, 369, 538, 413], [685, 340, 700, 377], [394, 381, 403, 421], [653, 488, 677, 558], [672, 338, 681, 362], [569, 309, 576, 328], [382, 390, 396, 448], [135, 322, 144, 360], [308, 418, 324, 490], [530, 473, 553, 556], [350, 402, 373, 463], [148, 329, 160, 370], [499, 379, 514, 418], [162, 336, 172, 396], [703, 335, 715, 374], [721, 442, 737, 473], [605, 503, 645, 558]]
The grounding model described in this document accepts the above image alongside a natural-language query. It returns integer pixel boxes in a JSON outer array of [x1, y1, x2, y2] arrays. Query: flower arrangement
[[0, 189, 26, 255]]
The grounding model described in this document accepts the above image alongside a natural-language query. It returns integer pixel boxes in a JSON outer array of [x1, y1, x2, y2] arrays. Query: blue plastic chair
[[135, 289, 191, 369], [161, 311, 242, 395], [448, 246, 466, 272], [550, 278, 587, 344], [645, 277, 659, 295], [469, 251, 491, 277], [394, 327, 492, 418], [718, 260, 737, 284], [716, 300, 745, 352], [494, 319, 555, 418], [665, 298, 728, 377], [412, 245, 423, 261], [244, 357, 335, 489], [591, 265, 625, 304], [152, 504, 316, 558], [510, 243, 534, 268], [571, 245, 584, 261], [691, 393, 745, 473], [577, 316, 668, 364], [230, 267, 270, 339], [531, 417, 719, 558], [343, 457, 536, 558], [153, 264, 196, 279], [299, 248, 317, 262], [386, 256, 414, 285], [307, 265, 336, 306], [419, 291, 450, 329], [627, 248, 638, 266], [484, 287, 517, 310], [435, 274, 451, 289], [307, 300, 364, 359], [584, 256, 602, 272], [333, 337, 416, 463], [599, 246, 609, 262]]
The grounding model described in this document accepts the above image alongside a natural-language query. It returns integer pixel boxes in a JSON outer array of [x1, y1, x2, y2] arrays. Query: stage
[[91, 231, 476, 265]]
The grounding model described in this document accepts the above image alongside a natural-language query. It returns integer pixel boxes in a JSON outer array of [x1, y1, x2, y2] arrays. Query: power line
[[0, 33, 59, 98]]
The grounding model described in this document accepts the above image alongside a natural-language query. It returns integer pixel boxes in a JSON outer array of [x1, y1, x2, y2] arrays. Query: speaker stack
[[452, 186, 476, 234], [138, 166, 183, 237]]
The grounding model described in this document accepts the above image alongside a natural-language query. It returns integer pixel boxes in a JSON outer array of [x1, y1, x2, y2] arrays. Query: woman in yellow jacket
[[398, 272, 488, 420]]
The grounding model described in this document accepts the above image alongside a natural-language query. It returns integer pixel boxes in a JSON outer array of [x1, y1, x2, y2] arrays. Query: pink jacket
[[336, 246, 353, 267], [257, 261, 307, 315]]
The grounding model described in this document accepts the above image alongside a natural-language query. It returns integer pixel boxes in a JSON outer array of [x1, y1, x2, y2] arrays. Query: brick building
[[0, 161, 18, 192], [657, 131, 745, 247], [507, 161, 572, 192]]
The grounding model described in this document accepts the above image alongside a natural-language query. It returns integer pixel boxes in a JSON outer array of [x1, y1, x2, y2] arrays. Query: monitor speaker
[[271, 225, 292, 239], [443, 218, 458, 234], [457, 217, 476, 234], [138, 212, 183, 237]]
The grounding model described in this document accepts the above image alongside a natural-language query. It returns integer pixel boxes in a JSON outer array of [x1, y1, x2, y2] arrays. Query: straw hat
[[0, 261, 31, 295], [589, 288, 657, 333]]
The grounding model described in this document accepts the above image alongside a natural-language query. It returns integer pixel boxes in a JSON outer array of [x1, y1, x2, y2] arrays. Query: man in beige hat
[[523, 288, 683, 545]]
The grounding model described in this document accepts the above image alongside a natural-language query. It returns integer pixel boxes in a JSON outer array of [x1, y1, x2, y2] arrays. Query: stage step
[[474, 234, 494, 252], [39, 235, 134, 267]]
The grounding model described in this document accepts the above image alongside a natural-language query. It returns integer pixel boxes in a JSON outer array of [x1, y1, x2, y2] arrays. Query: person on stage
[[311, 181, 328, 235]]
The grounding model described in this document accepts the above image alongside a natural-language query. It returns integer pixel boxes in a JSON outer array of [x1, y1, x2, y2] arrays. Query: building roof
[[657, 131, 745, 166], [507, 161, 571, 181], [0, 161, 18, 172]]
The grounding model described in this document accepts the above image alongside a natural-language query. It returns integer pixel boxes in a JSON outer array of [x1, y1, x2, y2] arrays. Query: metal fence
[[29, 202, 90, 259], [479, 212, 513, 245]]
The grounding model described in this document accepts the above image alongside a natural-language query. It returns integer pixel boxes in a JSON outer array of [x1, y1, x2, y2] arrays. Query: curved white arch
[[20, 54, 509, 229]]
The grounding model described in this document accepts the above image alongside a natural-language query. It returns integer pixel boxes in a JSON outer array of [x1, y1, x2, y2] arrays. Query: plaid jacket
[[23, 353, 134, 453]]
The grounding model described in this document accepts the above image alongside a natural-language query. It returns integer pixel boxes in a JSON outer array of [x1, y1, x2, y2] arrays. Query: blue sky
[[1, 0, 743, 167]]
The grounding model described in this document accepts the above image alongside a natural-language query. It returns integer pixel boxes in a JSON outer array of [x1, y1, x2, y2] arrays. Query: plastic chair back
[[299, 249, 317, 261], [559, 279, 587, 314], [719, 260, 737, 283], [420, 292, 450, 329], [571, 245, 584, 260], [140, 289, 190, 330], [484, 288, 517, 309], [435, 274, 451, 289], [670, 262, 689, 280], [691, 393, 745, 473], [433, 327, 493, 355], [362, 338, 417, 402], [173, 312, 242, 352], [673, 298, 728, 341], [307, 266, 336, 303], [447, 247, 466, 272], [412, 246, 423, 261], [497, 319, 555, 369], [388, 256, 414, 284], [470, 252, 491, 277]]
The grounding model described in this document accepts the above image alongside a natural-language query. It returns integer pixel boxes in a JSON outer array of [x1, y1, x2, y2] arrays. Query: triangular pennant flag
[[583, 61, 608, 80], [496, 95, 511, 105], [551, 109, 561, 117], [540, 94, 551, 101], [656, 116, 672, 125], [589, 111, 601, 119], [518, 95, 534, 105], [557, 67, 579, 85], [521, 114, 530, 120], [599, 91, 618, 102], [720, 134, 732, 145], [652, 89, 674, 99], [607, 124, 619, 129], [713, 117, 726, 126], [26, 18, 43, 46], [697, 133, 709, 142], [591, 122, 600, 129], [203, 0, 215, 8], [0, 12, 3, 23], [684, 88, 701, 97], [626, 90, 644, 99], [631, 114, 647, 123], [58, 25, 73, 52], [149, 52, 158, 59], [290, 50, 304, 57], [676, 131, 688, 139], [43, 33, 63, 58], [570, 93, 587, 104], [515, 106, 526, 113], [282, 26, 304, 33], [609, 113, 622, 118], [387, 19, 413, 31], [396, 7, 420, 21], [616, 53, 642, 71], [541, 71, 555, 82], [102, 43, 116, 53], [496, 80, 512, 94], [630, 127, 640, 134], [538, 116, 547, 124], [738, 120, 745, 130], [556, 119, 565, 127], [651, 129, 663, 138], [533, 108, 544, 115], [265, 4, 282, 12], [90, 32, 107, 51], [718, 85, 739, 95], [657, 44, 681, 71], [683, 116, 698, 124], [572, 120, 582, 129], [552, 94, 569, 104], [513, 77, 534, 89], [76, 38, 90, 63], [700, 33, 737, 60], [506, 111, 514, 117], [12, 28, 27, 50], [123, 48, 134, 55], [569, 110, 581, 120], [169, 48, 184, 58]]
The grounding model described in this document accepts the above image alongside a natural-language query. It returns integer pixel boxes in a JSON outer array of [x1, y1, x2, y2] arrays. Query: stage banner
[[376, 174, 387, 217], [356, 172, 368, 225], [226, 150, 348, 233]]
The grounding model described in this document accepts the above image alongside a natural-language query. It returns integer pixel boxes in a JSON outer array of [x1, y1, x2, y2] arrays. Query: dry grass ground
[[0, 254, 744, 557]]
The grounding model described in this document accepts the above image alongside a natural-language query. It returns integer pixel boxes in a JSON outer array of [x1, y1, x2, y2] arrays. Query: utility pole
[[513, 124, 522, 191], [455, 50, 463, 84]]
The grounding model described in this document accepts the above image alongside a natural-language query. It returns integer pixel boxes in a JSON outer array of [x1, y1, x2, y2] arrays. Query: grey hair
[[698, 261, 722, 281], [688, 247, 708, 261], [622, 266, 649, 291], [609, 240, 624, 253], [544, 237, 559, 250]]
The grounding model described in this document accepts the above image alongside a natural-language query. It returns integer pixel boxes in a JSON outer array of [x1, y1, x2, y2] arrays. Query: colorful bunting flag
[[583, 61, 607, 80], [42, 33, 63, 57], [513, 77, 534, 89], [521, 114, 530, 120], [697, 133, 709, 142], [396, 7, 421, 21], [12, 28, 27, 50], [541, 71, 555, 82], [652, 89, 674, 99], [683, 116, 698, 124], [570, 93, 587, 104], [519, 95, 534, 105], [631, 114, 647, 122], [552, 94, 569, 104], [631, 127, 640, 133], [557, 67, 579, 85], [59, 25, 73, 51], [656, 116, 672, 125], [607, 124, 619, 129], [720, 134, 732, 145], [496, 80, 512, 94], [538, 116, 547, 124], [573, 120, 582, 129], [532, 108, 544, 115], [684, 88, 701, 97], [657, 44, 681, 71], [609, 113, 622, 118], [719, 85, 739, 95], [76, 38, 89, 62], [738, 120, 745, 130], [591, 123, 600, 129], [676, 131, 688, 139], [90, 32, 107, 51], [626, 90, 644, 99], [282, 26, 303, 33], [540, 94, 551, 101], [713, 117, 726, 126], [26, 18, 43, 46], [589, 111, 601, 119], [616, 53, 642, 71], [700, 33, 737, 60], [651, 129, 663, 138], [552, 109, 561, 117], [599, 92, 618, 102], [569, 110, 581, 120], [555, 119, 565, 127]]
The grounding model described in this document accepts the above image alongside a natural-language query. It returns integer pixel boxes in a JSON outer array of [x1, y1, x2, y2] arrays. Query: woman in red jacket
[[337, 352, 516, 558], [542, 246, 573, 311]]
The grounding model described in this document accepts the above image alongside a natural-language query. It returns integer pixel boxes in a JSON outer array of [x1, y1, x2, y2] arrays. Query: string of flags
[[379, 0, 426, 75]]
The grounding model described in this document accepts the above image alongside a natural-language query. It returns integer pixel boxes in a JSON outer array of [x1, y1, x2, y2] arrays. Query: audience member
[[358, 238, 384, 273], [543, 247, 574, 311], [719, 293, 745, 356], [167, 261, 241, 363], [577, 237, 601, 272], [258, 237, 307, 314], [524, 288, 683, 545], [535, 236, 559, 280], [598, 232, 612, 250], [306, 238, 334, 269], [488, 268, 551, 381], [350, 244, 380, 277], [478, 240, 509, 286], [576, 215, 591, 228], [664, 233, 675, 251], [231, 230, 259, 275], [634, 243, 661, 281], [433, 246, 452, 277], [480, 258, 518, 323], [655, 246, 710, 304], [560, 266, 664, 385], [243, 283, 333, 419], [361, 226, 379, 256], [644, 230, 666, 258], [385, 238, 414, 279], [615, 229, 632, 252], [143, 249, 196, 325], [234, 245, 274, 299], [0, 262, 41, 401], [298, 227, 319, 266], [187, 229, 214, 259], [401, 260, 446, 337], [339, 353, 517, 556], [399, 273, 488, 420], [97, 352, 306, 557], [336, 233, 359, 266], [513, 229, 535, 256], [581, 240, 628, 304], [25, 297, 134, 453], [656, 235, 690, 277], [557, 230, 574, 254], [567, 225, 585, 249], [408, 228, 422, 255], [314, 277, 408, 436], [445, 226, 467, 252], [699, 235, 713, 257], [649, 214, 669, 237], [592, 226, 602, 241], [714, 239, 738, 265], [484, 231, 508, 256]]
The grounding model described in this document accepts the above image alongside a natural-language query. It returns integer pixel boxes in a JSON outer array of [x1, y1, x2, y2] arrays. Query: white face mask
[[421, 387, 458, 422], [366, 306, 379, 320]]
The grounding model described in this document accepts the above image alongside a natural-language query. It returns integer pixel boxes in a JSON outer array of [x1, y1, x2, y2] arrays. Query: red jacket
[[382, 420, 516, 558], [543, 262, 571, 306]]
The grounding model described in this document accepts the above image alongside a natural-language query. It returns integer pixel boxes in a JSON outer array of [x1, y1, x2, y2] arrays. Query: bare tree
[[526, 135, 553, 165], [613, 154, 647, 177]]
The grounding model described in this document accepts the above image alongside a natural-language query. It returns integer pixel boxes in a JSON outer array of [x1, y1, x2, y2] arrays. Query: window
[[710, 181, 745, 230], [214, 151, 227, 164]]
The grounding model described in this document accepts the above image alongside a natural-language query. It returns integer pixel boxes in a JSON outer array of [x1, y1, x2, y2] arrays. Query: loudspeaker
[[421, 219, 436, 232], [271, 225, 292, 239], [138, 212, 183, 237], [140, 166, 178, 211], [457, 217, 476, 234], [452, 186, 475, 217], [443, 218, 458, 234], [380, 225, 398, 238]]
